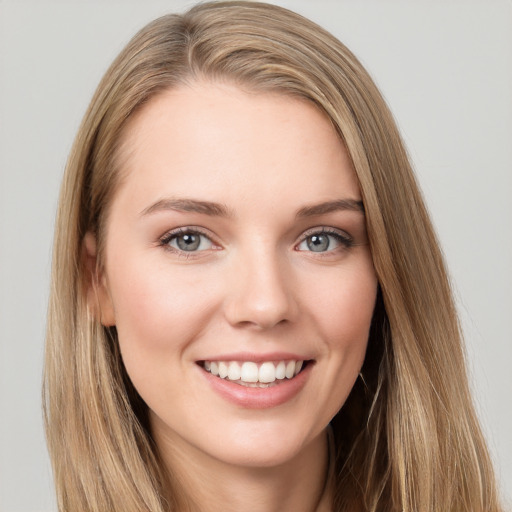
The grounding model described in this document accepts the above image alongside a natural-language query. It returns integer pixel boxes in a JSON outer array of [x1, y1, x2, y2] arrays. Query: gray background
[[0, 1, 511, 510]]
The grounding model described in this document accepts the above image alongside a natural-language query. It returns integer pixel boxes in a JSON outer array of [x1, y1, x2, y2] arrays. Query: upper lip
[[197, 351, 314, 363]]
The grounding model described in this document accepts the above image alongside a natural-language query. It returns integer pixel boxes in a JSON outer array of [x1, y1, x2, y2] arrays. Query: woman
[[44, 2, 504, 511]]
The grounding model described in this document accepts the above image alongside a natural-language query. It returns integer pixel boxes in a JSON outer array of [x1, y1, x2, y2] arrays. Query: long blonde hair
[[44, 2, 503, 511]]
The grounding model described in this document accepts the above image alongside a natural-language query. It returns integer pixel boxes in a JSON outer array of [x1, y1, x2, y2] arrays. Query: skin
[[86, 81, 378, 512]]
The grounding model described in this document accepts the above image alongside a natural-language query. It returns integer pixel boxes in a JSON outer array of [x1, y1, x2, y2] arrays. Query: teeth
[[285, 360, 296, 379], [240, 362, 258, 383], [227, 361, 241, 381], [275, 361, 286, 380], [202, 359, 305, 384], [259, 362, 276, 383], [218, 362, 228, 379]]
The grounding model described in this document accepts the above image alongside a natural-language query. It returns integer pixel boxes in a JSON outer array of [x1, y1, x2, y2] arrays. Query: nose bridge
[[224, 240, 297, 329]]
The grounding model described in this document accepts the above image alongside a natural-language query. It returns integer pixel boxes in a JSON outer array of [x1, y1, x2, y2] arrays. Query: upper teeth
[[204, 360, 304, 384]]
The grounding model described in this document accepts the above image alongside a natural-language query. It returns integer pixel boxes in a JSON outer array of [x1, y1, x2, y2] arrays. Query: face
[[91, 82, 377, 470]]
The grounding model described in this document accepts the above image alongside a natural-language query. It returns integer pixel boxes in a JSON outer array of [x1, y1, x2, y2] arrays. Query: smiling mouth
[[199, 359, 310, 388]]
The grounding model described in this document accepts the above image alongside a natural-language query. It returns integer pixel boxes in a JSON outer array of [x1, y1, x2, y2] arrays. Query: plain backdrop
[[0, 1, 511, 511]]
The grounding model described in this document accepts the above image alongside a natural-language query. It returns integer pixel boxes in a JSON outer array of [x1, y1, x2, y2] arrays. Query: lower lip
[[200, 363, 312, 409]]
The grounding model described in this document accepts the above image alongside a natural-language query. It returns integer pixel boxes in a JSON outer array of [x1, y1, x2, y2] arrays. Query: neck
[[155, 427, 332, 512]]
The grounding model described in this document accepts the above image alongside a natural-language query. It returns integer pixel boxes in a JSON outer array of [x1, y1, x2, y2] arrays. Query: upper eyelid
[[160, 226, 215, 242], [298, 226, 352, 241]]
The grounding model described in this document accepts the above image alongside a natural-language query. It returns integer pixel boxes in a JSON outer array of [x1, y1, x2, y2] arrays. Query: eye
[[161, 229, 215, 252], [296, 229, 352, 253]]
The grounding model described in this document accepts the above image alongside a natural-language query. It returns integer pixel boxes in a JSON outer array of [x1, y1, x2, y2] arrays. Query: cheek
[[304, 259, 377, 405], [106, 260, 225, 418], [107, 257, 218, 368], [307, 261, 377, 348]]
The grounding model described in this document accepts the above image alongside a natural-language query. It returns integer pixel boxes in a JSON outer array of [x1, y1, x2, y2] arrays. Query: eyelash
[[159, 227, 217, 256], [158, 226, 354, 256], [296, 227, 354, 254]]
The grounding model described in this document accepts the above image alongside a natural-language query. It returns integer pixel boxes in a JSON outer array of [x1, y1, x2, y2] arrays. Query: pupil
[[307, 234, 329, 252], [177, 233, 200, 251]]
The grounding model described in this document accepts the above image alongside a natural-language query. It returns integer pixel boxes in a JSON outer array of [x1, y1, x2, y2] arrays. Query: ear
[[83, 232, 116, 326]]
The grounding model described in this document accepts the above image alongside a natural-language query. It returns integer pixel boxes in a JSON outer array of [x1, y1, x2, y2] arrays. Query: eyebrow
[[140, 197, 364, 218], [295, 199, 364, 217], [140, 198, 232, 217]]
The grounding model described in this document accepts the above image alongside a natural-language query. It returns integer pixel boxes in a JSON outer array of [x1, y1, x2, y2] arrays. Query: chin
[[200, 420, 323, 469]]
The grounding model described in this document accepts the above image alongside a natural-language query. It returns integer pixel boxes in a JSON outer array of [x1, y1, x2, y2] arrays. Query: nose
[[223, 247, 298, 330]]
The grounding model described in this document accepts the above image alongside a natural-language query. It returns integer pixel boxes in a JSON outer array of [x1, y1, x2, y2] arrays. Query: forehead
[[113, 81, 361, 215]]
